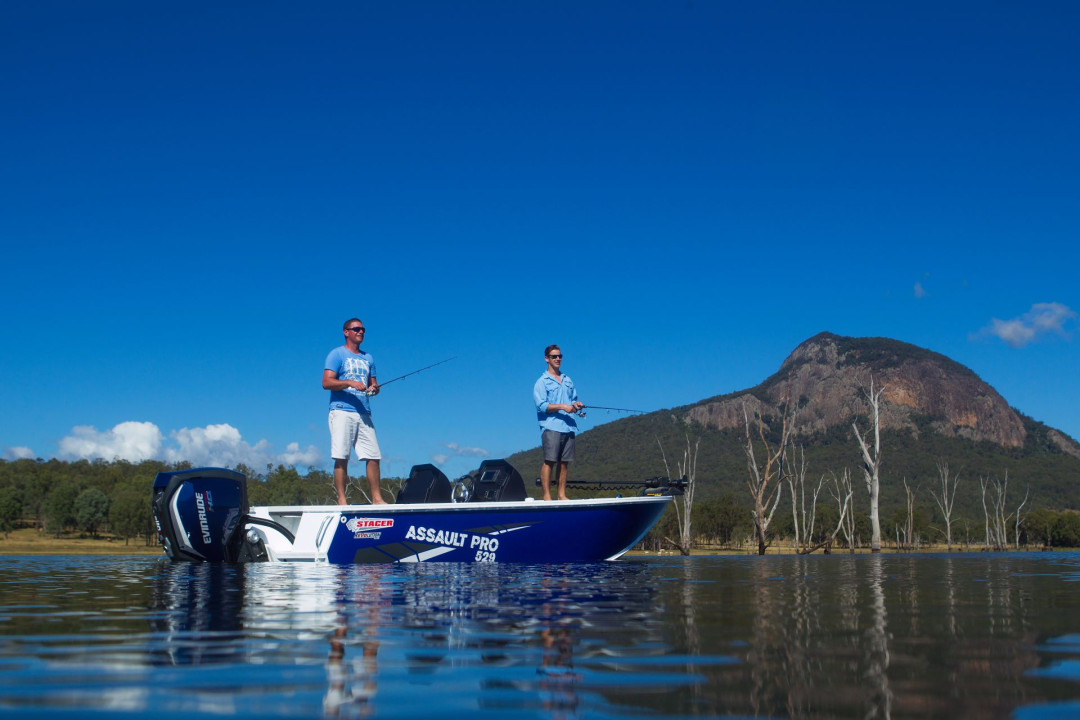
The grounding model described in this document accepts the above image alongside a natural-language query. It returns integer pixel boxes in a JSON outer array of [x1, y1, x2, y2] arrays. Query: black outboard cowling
[[397, 463, 453, 503], [153, 467, 249, 562], [469, 459, 527, 502]]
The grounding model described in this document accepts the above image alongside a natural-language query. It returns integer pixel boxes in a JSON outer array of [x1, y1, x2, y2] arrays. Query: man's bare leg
[[367, 459, 387, 504], [556, 461, 569, 501], [334, 459, 350, 505], [540, 461, 554, 501]]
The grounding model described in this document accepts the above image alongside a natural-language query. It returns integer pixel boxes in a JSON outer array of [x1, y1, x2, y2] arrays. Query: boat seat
[[469, 459, 527, 502], [397, 464, 453, 503]]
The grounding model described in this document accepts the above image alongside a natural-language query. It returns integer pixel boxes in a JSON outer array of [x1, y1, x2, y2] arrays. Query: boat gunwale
[[250, 495, 671, 514]]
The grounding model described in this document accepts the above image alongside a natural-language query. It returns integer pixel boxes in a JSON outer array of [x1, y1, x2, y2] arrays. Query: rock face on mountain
[[684, 332, 1036, 450]]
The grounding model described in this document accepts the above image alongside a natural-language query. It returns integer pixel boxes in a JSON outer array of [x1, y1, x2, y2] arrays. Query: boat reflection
[[149, 561, 249, 667]]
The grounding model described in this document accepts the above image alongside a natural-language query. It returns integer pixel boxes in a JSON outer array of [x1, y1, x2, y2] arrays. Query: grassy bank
[[0, 527, 162, 556]]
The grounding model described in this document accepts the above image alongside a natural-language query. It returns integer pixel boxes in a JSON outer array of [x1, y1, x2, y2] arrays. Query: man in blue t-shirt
[[532, 344, 584, 501], [322, 318, 387, 505]]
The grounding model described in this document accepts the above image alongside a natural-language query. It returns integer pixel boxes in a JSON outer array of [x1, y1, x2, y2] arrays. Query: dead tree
[[658, 434, 699, 555], [829, 468, 856, 552], [899, 478, 916, 551], [929, 459, 960, 551], [852, 376, 885, 553], [349, 475, 403, 505], [788, 445, 810, 552], [980, 472, 1014, 551], [1014, 485, 1031, 549], [787, 446, 850, 554], [743, 392, 796, 556]]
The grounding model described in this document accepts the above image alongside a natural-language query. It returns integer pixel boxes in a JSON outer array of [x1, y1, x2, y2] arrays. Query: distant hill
[[507, 332, 1080, 516]]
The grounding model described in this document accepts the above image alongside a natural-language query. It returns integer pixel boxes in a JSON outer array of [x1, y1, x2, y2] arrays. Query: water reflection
[[150, 563, 248, 666], [649, 553, 1080, 719], [3, 554, 1080, 718], [324, 567, 385, 718]]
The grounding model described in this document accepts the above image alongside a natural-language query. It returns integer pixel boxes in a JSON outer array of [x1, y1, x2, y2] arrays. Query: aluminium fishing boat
[[153, 459, 682, 564]]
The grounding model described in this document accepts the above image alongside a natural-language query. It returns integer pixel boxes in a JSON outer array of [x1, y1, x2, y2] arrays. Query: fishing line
[[365, 356, 456, 394]]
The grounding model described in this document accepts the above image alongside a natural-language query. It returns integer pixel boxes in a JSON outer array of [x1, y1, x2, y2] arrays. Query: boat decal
[[404, 524, 470, 547], [195, 492, 213, 545], [399, 546, 457, 562], [487, 525, 531, 536], [344, 517, 395, 532], [463, 522, 537, 535], [351, 541, 431, 563]]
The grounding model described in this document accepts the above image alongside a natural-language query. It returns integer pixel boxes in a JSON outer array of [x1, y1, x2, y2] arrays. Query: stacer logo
[[344, 517, 394, 532]]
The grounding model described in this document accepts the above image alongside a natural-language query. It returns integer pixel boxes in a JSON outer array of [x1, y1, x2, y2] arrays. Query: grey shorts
[[541, 430, 575, 463]]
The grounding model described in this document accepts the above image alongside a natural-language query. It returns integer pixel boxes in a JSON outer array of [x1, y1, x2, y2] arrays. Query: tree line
[[642, 375, 1080, 554], [0, 458, 355, 544]]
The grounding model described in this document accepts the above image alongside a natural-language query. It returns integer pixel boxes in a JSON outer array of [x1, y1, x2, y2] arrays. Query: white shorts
[[329, 410, 382, 461]]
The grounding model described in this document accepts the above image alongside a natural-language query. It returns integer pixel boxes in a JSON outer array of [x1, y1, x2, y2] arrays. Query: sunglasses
[[547, 354, 562, 359], [347, 327, 366, 333]]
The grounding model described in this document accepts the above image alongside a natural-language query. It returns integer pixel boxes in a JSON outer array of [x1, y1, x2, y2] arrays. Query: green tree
[[1026, 508, 1056, 547], [264, 465, 304, 505], [75, 488, 110, 538], [109, 484, 150, 545], [1052, 512, 1080, 547], [44, 482, 80, 537], [0, 487, 23, 538], [693, 494, 750, 546]]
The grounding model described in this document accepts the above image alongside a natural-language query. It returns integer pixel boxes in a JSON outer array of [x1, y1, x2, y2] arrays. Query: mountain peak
[[687, 333, 1027, 448]]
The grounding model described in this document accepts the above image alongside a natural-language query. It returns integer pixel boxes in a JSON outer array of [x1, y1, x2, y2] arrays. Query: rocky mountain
[[507, 332, 1080, 511], [685, 332, 1078, 458]]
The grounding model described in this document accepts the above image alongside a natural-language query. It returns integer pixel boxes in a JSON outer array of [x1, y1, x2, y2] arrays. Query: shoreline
[[3, 528, 1070, 558], [0, 528, 161, 556]]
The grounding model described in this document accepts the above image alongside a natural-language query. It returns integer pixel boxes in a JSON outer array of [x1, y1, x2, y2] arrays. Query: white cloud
[[444, 442, 491, 458], [2, 446, 36, 461], [165, 424, 271, 468], [59, 421, 163, 461], [280, 442, 323, 468], [55, 420, 320, 469], [431, 454, 449, 465], [913, 281, 926, 299], [978, 302, 1077, 348]]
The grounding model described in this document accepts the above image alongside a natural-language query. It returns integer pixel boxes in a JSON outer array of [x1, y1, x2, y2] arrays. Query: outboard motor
[[396, 463, 453, 503], [153, 467, 249, 562], [469, 459, 527, 502]]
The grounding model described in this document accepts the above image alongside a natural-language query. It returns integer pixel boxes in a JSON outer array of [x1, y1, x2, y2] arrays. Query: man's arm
[[323, 369, 368, 393], [533, 378, 577, 413]]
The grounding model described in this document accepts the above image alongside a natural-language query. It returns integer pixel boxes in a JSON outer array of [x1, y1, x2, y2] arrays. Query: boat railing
[[532, 476, 687, 496]]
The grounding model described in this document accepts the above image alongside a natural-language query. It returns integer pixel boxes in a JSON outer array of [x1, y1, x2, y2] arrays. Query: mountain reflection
[[652, 553, 1075, 719]]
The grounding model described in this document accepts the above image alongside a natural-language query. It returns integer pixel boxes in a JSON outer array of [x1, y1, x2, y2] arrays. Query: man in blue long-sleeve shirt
[[532, 344, 584, 501]]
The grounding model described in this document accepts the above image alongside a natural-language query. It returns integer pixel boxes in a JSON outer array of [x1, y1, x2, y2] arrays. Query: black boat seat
[[397, 464, 453, 503]]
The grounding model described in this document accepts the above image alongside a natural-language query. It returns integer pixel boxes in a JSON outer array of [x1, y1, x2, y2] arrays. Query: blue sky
[[2, 2, 1078, 480]]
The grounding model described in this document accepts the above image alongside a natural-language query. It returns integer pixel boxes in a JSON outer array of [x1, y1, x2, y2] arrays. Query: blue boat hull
[[250, 497, 670, 564], [153, 466, 673, 564]]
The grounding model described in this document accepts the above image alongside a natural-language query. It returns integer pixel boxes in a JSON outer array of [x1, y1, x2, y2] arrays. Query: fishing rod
[[365, 356, 456, 394], [576, 404, 647, 418]]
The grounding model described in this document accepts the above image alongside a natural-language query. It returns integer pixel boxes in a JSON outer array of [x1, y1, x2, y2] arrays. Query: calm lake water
[[2, 553, 1080, 719]]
